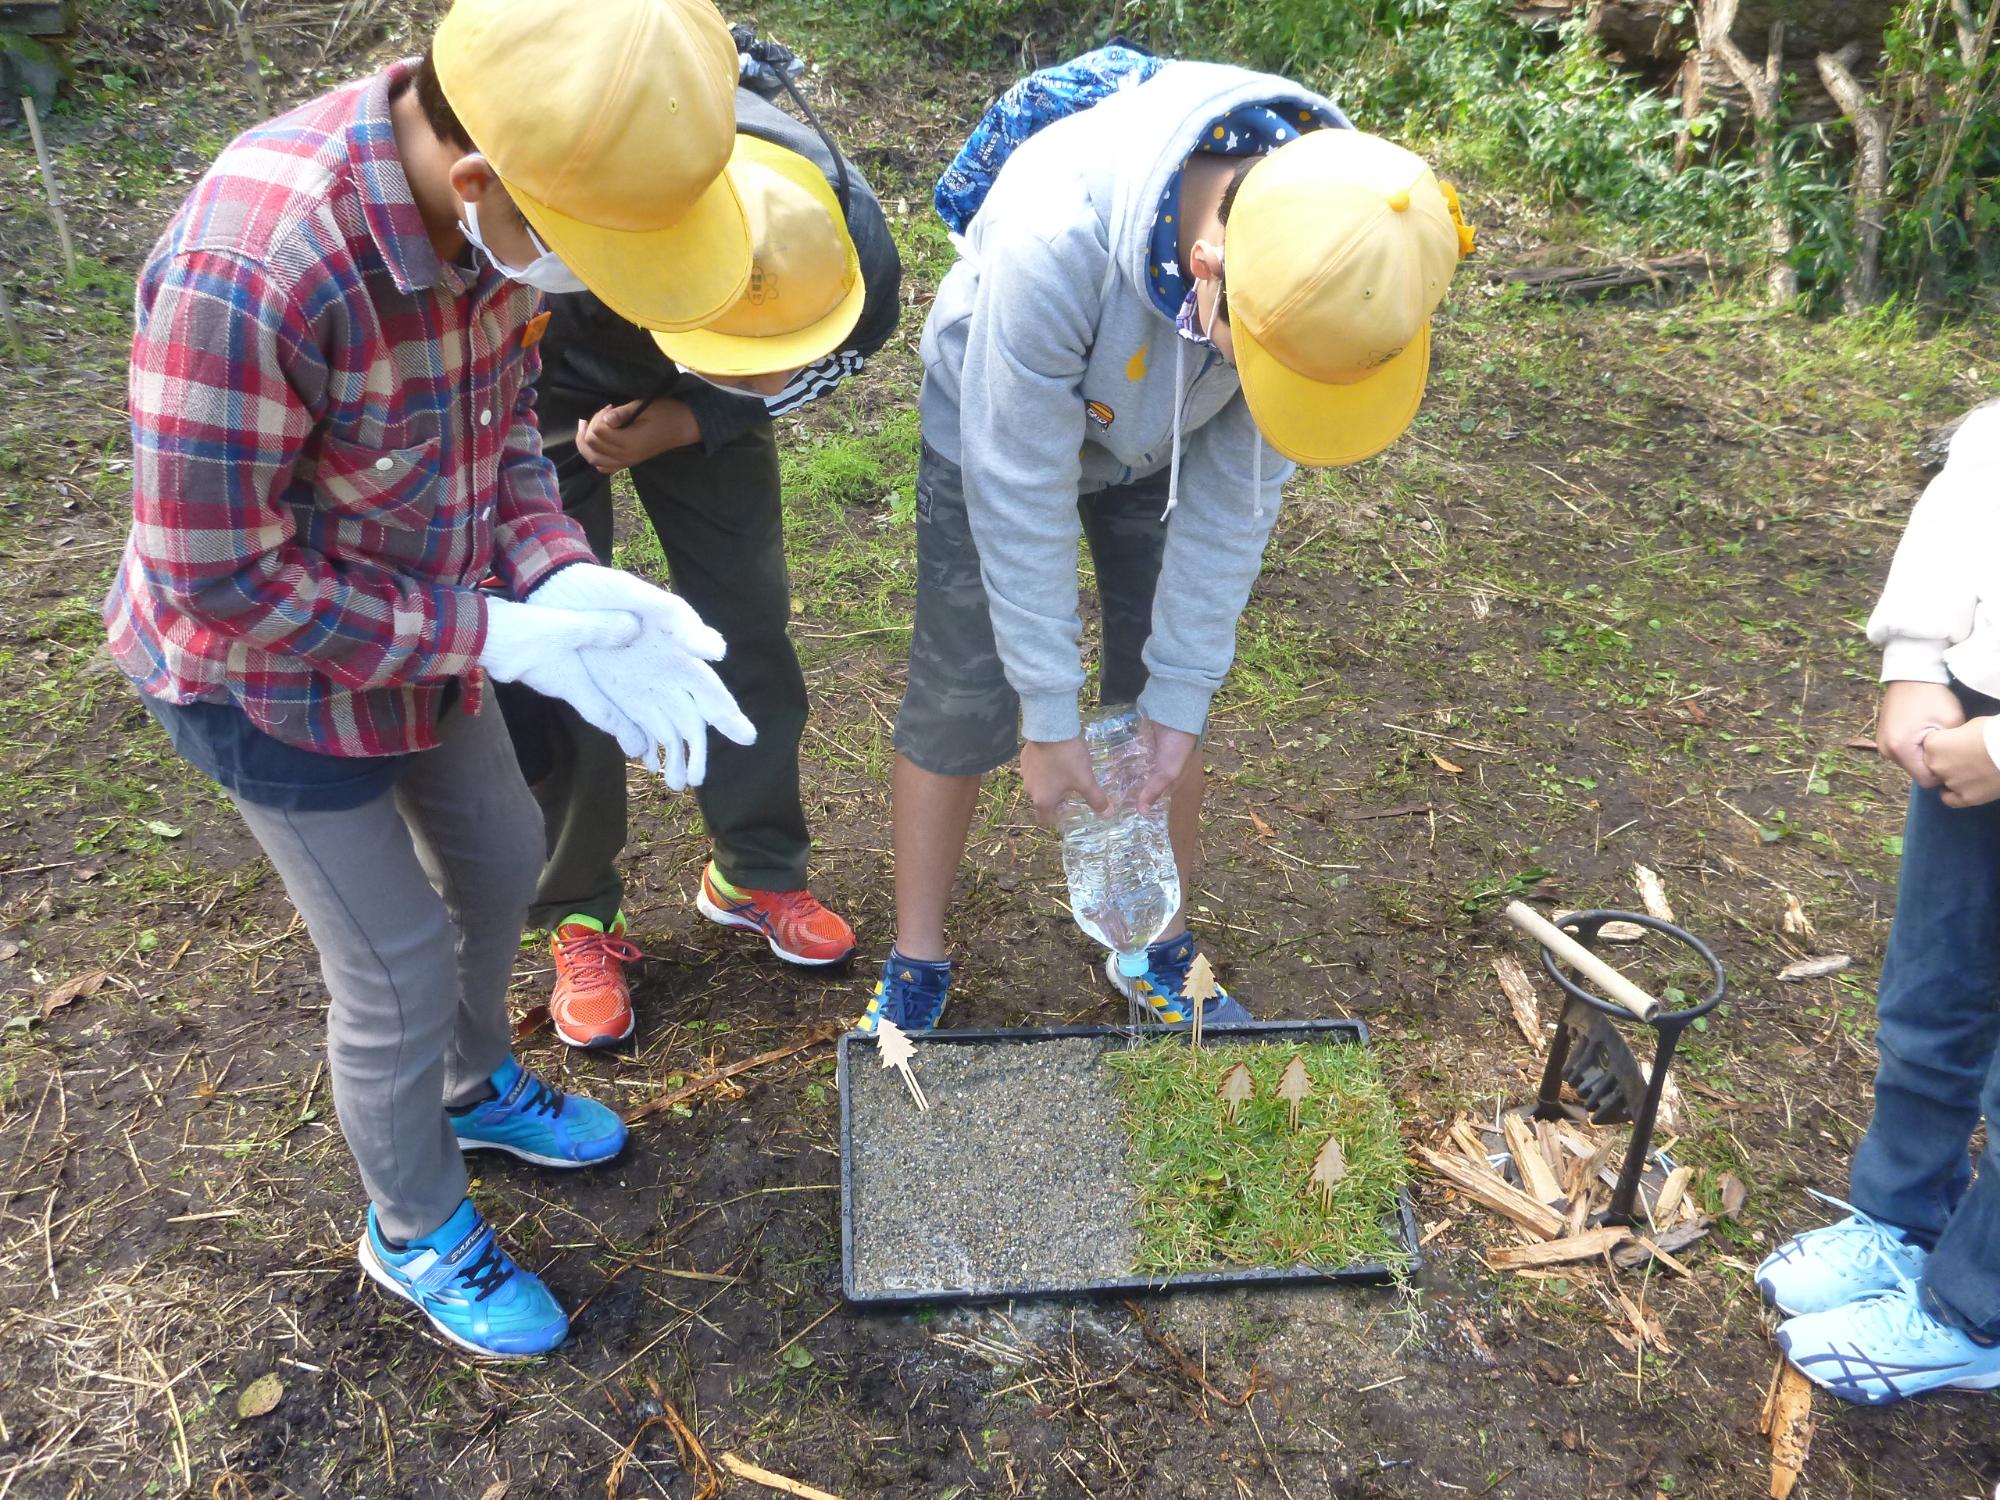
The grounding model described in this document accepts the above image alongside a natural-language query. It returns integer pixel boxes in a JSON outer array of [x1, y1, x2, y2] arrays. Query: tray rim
[[838, 1018, 1421, 1308]]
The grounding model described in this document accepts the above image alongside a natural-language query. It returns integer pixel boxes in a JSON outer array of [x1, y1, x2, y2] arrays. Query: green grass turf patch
[[1105, 1039, 1410, 1276]]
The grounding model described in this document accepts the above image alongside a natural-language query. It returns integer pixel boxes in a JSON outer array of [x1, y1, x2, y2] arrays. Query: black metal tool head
[[1558, 994, 1649, 1125]]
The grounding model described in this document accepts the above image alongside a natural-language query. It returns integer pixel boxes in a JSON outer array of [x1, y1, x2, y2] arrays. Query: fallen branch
[[623, 1025, 841, 1126], [1484, 251, 1716, 300]]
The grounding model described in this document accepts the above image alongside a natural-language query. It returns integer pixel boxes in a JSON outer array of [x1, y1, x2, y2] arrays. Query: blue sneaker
[[449, 1057, 626, 1168], [858, 951, 950, 1034], [1755, 1195, 1929, 1317], [1103, 932, 1256, 1028], [1778, 1279, 2000, 1405], [358, 1197, 569, 1359]]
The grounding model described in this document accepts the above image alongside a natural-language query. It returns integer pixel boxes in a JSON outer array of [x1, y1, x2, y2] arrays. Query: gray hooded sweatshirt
[[919, 62, 1345, 743]]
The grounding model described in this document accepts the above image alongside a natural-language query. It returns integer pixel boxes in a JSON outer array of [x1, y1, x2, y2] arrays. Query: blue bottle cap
[[1116, 950, 1152, 977]]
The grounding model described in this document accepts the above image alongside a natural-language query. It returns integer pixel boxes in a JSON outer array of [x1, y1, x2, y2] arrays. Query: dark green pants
[[498, 419, 811, 926]]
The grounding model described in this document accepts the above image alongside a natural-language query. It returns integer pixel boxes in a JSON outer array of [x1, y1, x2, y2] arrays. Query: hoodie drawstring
[[1161, 335, 1268, 525], [1162, 335, 1186, 522]]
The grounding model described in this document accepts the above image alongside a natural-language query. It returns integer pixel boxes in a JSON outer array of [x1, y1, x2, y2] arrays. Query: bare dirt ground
[[3, 6, 2000, 1498]]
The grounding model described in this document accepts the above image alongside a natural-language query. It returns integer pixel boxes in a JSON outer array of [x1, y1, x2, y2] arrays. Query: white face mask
[[459, 197, 587, 294]]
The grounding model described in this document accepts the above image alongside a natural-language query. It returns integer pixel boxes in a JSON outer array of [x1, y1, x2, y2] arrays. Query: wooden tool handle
[[1503, 901, 1662, 1022]]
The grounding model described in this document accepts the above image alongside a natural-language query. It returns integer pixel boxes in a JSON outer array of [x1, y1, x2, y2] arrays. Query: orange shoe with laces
[[549, 913, 642, 1049], [695, 863, 857, 967]]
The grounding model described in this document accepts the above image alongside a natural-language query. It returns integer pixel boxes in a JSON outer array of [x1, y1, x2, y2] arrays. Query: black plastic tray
[[838, 1018, 1421, 1307]]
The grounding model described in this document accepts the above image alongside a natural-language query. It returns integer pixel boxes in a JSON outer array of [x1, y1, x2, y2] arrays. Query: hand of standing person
[[1021, 737, 1112, 827], [574, 398, 700, 475], [1919, 717, 2000, 808], [1877, 679, 1967, 788], [1132, 722, 1198, 813]]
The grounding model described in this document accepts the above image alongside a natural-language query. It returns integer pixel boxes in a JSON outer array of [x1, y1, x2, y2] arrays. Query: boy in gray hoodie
[[861, 52, 1472, 1034]]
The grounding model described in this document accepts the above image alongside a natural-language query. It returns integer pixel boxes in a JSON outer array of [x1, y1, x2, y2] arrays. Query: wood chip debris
[[1417, 1147, 1566, 1240], [1491, 954, 1544, 1047], [1502, 1113, 1564, 1205], [719, 1453, 846, 1500], [1781, 892, 1815, 940], [1760, 1359, 1817, 1500], [1633, 864, 1676, 923], [1424, 1122, 1718, 1276], [1777, 954, 1852, 982]]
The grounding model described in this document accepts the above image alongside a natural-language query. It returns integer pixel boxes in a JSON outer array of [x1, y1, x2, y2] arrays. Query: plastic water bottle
[[1057, 706, 1182, 989]]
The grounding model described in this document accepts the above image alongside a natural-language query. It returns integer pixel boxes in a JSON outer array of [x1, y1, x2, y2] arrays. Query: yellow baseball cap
[[1226, 130, 1473, 468], [433, 0, 752, 331], [650, 135, 865, 375]]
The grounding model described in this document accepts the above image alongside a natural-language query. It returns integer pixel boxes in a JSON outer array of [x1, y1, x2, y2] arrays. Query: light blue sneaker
[[1778, 1279, 2000, 1405], [358, 1198, 568, 1359], [449, 1056, 626, 1168], [1103, 932, 1256, 1029], [1755, 1195, 1929, 1317]]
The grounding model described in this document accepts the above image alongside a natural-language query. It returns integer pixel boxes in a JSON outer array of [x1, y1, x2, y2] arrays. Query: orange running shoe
[[548, 914, 642, 1049], [696, 863, 857, 966]]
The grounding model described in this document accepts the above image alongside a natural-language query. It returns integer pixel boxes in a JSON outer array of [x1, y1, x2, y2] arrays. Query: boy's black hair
[[1217, 154, 1261, 226], [1205, 155, 1260, 325], [410, 46, 474, 151]]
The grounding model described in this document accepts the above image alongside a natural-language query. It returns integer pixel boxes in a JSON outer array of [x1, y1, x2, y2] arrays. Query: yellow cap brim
[[1234, 317, 1431, 468], [649, 269, 864, 377], [513, 172, 753, 333]]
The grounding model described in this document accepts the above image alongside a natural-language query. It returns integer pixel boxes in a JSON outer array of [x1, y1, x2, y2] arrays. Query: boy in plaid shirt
[[105, 0, 758, 1357]]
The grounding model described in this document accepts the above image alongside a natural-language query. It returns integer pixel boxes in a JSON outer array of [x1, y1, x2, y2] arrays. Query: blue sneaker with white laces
[[1755, 1195, 1929, 1317], [449, 1056, 626, 1168], [858, 950, 950, 1035], [1103, 932, 1256, 1029], [358, 1197, 569, 1358], [1778, 1278, 2000, 1405]]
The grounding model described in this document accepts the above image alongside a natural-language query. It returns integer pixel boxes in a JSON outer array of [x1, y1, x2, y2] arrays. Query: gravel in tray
[[848, 1036, 1139, 1297]]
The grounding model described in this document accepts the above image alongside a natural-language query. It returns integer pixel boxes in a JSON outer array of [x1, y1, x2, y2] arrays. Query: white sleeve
[[1867, 406, 2000, 682]]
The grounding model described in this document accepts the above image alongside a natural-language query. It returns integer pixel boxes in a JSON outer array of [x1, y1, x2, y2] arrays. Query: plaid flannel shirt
[[103, 61, 595, 758]]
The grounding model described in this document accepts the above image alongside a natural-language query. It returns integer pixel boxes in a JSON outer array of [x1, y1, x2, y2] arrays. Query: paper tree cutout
[[1309, 1134, 1348, 1210], [874, 1018, 929, 1113], [1218, 1062, 1254, 1124], [1182, 952, 1218, 1050], [1277, 1054, 1311, 1131]]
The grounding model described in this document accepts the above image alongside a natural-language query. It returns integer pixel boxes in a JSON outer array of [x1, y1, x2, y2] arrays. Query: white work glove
[[529, 563, 757, 788], [477, 595, 651, 752]]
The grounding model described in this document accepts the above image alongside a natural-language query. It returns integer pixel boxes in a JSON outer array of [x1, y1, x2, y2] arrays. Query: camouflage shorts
[[893, 441, 1169, 777]]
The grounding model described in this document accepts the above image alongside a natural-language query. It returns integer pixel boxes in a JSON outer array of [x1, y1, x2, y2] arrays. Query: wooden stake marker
[[873, 1018, 929, 1113]]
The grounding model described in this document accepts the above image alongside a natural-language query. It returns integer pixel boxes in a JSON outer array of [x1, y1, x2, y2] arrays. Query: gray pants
[[231, 700, 543, 1242]]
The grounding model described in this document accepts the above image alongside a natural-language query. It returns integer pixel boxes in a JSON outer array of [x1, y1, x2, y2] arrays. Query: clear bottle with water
[[1057, 706, 1182, 1006]]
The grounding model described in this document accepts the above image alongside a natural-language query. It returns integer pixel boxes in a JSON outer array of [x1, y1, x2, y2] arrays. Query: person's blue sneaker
[[1103, 932, 1256, 1029], [449, 1056, 626, 1168], [358, 1197, 569, 1359], [858, 950, 950, 1035], [1777, 1279, 2000, 1405], [1755, 1195, 1930, 1317]]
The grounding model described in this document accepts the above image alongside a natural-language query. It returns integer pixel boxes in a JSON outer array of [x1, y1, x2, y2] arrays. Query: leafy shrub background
[[866, 0, 1999, 312]]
